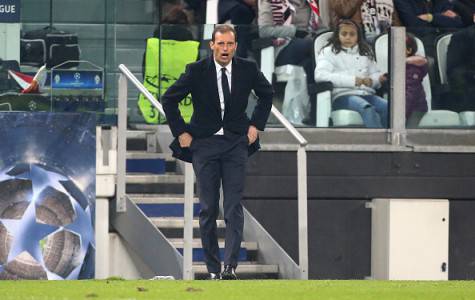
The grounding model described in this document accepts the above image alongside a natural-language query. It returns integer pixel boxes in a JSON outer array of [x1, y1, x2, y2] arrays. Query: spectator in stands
[[144, 5, 196, 78], [219, 0, 257, 57], [219, 0, 256, 24], [452, 0, 475, 27], [154, 5, 195, 40], [394, 0, 463, 30], [330, 0, 401, 42], [395, 0, 463, 61], [315, 19, 388, 128], [182, 0, 207, 24], [405, 33, 428, 124], [446, 23, 475, 111], [258, 0, 321, 124]]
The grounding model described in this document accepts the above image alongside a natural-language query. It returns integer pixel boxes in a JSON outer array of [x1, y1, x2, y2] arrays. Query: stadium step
[[125, 128, 278, 279], [137, 203, 200, 218], [168, 239, 258, 250], [126, 152, 176, 174], [151, 217, 225, 229], [126, 129, 155, 140], [126, 173, 184, 184], [126, 151, 174, 160], [129, 194, 199, 204], [192, 262, 278, 274], [130, 194, 201, 217], [192, 262, 279, 279]]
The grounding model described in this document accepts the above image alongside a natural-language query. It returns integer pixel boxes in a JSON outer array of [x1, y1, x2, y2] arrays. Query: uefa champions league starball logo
[[0, 163, 94, 280]]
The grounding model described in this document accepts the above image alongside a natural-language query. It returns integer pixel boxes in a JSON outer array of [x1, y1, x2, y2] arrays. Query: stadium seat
[[331, 110, 364, 127], [436, 33, 452, 85], [459, 111, 475, 127], [314, 31, 364, 127], [418, 110, 460, 128], [259, 45, 304, 84], [258, 33, 316, 126]]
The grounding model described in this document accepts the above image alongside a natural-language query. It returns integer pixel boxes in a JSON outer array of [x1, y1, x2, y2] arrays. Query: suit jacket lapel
[[206, 58, 221, 115]]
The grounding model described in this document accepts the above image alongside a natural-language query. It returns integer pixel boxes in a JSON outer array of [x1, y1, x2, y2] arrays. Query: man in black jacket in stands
[[446, 23, 475, 111], [162, 24, 273, 280]]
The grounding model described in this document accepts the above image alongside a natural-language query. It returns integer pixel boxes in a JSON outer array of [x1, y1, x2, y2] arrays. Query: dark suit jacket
[[218, 0, 255, 23], [162, 56, 273, 162], [394, 0, 463, 29], [446, 25, 475, 111]]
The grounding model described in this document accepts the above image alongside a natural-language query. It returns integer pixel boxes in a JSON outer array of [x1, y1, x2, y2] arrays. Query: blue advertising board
[[0, 0, 21, 23], [51, 70, 103, 90]]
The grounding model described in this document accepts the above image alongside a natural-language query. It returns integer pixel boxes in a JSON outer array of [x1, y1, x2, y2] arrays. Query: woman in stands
[[329, 0, 401, 42], [405, 33, 428, 126], [315, 19, 388, 128], [258, 0, 321, 125]]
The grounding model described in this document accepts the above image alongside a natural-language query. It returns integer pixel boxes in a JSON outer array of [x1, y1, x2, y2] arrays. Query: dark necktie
[[221, 68, 231, 105]]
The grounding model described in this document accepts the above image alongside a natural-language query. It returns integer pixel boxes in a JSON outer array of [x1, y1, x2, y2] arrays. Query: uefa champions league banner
[[0, 112, 95, 280]]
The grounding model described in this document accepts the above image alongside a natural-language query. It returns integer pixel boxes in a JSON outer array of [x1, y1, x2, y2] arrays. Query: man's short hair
[[212, 24, 237, 42]]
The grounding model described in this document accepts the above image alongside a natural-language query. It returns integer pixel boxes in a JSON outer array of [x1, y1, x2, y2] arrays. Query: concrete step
[[126, 158, 167, 174], [129, 194, 199, 204], [128, 124, 163, 131], [126, 130, 155, 140], [192, 262, 278, 274], [126, 173, 184, 184], [179, 248, 248, 262], [126, 151, 175, 160], [169, 239, 258, 250], [126, 183, 185, 195], [151, 217, 225, 228], [137, 203, 200, 218]]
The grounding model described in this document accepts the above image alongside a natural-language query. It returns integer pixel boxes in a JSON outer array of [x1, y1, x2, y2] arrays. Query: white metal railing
[[117, 63, 308, 280], [118, 64, 195, 279], [269, 106, 309, 279]]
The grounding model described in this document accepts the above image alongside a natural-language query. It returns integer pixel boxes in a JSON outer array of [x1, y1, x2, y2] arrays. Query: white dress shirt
[[214, 59, 232, 135]]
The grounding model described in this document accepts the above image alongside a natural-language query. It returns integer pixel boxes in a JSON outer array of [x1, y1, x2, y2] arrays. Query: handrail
[[117, 64, 194, 279], [119, 64, 306, 145], [271, 106, 308, 146], [118, 64, 166, 116], [270, 105, 308, 279], [117, 63, 308, 280]]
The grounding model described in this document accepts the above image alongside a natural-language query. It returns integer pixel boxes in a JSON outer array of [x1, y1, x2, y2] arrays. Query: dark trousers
[[191, 132, 248, 273], [276, 38, 317, 123], [275, 38, 314, 82]]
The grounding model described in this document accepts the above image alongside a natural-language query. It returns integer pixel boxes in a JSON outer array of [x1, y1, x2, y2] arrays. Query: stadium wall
[[243, 151, 475, 279]]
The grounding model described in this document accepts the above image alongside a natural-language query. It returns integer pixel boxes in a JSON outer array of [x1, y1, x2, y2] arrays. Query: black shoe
[[221, 265, 237, 280], [208, 272, 220, 280]]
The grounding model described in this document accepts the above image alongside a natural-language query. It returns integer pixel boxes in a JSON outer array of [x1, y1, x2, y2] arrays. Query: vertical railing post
[[390, 27, 407, 146], [183, 162, 194, 279], [297, 146, 308, 279], [116, 74, 127, 212]]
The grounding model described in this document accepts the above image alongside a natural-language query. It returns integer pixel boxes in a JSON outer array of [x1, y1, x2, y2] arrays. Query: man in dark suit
[[162, 24, 273, 280]]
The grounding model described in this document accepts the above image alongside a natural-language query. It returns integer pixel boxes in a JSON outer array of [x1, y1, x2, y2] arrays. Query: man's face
[[210, 31, 237, 67]]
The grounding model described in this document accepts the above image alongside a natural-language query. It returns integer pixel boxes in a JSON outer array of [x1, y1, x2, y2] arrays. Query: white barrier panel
[[370, 198, 449, 280]]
